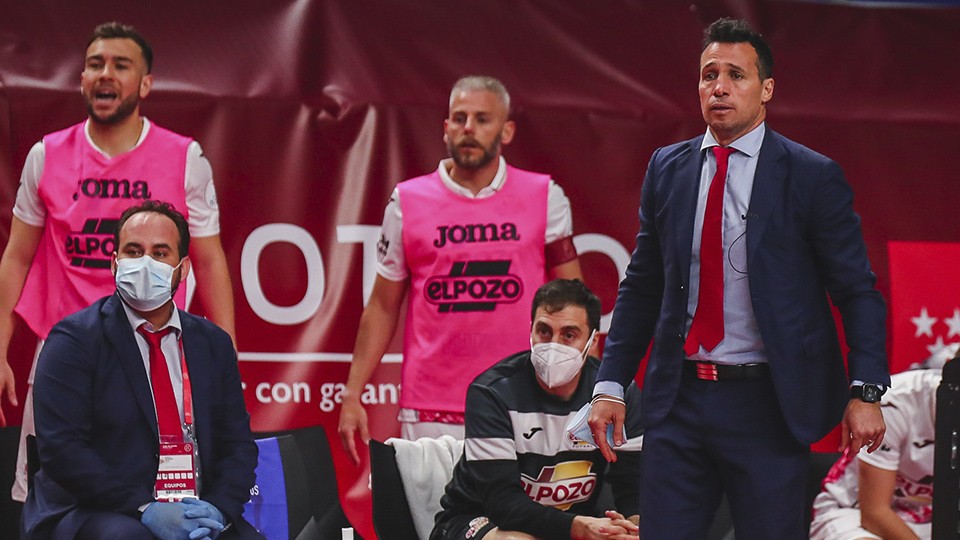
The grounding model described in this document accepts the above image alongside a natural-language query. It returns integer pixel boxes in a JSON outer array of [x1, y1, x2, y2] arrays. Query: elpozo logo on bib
[[425, 259, 523, 313], [67, 218, 118, 268]]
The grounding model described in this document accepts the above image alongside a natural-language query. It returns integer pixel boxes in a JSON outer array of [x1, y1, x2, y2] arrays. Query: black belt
[[684, 361, 769, 381]]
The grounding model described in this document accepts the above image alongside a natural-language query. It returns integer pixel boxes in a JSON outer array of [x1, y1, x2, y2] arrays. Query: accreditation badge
[[155, 440, 198, 501]]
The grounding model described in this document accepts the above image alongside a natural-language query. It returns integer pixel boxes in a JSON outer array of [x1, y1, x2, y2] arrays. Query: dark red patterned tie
[[685, 146, 735, 356], [137, 325, 180, 438]]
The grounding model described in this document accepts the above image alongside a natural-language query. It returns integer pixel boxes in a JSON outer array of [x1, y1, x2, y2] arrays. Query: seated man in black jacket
[[432, 279, 642, 540]]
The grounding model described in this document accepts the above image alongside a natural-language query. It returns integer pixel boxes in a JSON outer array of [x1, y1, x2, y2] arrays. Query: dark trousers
[[66, 509, 262, 540], [639, 369, 810, 539], [74, 512, 154, 540]]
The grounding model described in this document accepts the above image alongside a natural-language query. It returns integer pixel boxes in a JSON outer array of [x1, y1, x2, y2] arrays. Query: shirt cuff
[[593, 381, 625, 400]]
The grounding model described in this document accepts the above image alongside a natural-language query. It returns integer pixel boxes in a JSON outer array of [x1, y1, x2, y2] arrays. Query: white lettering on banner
[[255, 382, 311, 404], [335, 225, 381, 305], [240, 223, 325, 325], [238, 352, 402, 363], [319, 382, 400, 412], [572, 233, 630, 332], [237, 225, 628, 328]]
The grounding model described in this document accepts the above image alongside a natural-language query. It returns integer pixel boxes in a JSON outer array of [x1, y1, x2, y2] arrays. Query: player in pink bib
[[0, 22, 236, 502], [338, 76, 583, 464]]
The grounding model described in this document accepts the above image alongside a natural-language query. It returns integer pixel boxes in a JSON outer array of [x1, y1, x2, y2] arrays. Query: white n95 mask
[[530, 330, 596, 388], [115, 256, 181, 311]]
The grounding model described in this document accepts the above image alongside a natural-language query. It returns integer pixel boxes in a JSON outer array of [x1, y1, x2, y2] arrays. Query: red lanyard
[[175, 337, 194, 429]]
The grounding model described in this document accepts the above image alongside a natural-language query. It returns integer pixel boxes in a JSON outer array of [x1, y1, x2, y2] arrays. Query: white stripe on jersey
[[466, 437, 515, 461], [508, 410, 643, 456], [509, 410, 578, 456]]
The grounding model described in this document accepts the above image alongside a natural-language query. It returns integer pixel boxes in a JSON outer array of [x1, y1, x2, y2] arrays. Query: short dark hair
[[115, 201, 190, 259], [87, 22, 153, 73], [703, 17, 773, 80], [531, 279, 601, 332]]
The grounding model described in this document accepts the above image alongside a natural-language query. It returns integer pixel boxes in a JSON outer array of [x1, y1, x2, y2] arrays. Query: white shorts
[[398, 408, 464, 440]]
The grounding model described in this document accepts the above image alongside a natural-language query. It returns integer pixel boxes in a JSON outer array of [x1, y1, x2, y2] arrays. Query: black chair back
[[369, 439, 419, 540], [933, 354, 960, 538], [253, 426, 356, 539]]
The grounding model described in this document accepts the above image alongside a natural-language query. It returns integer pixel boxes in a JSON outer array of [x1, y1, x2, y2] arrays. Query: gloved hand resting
[[182, 498, 227, 539], [140, 501, 224, 540]]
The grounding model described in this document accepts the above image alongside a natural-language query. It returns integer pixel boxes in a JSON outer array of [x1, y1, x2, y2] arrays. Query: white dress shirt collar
[[701, 122, 765, 158]]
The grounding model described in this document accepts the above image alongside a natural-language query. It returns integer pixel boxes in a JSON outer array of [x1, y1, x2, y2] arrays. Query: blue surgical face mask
[[115, 256, 181, 311]]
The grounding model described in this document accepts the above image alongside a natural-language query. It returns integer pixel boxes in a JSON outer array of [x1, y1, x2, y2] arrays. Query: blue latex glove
[[182, 498, 226, 539], [141, 501, 224, 540]]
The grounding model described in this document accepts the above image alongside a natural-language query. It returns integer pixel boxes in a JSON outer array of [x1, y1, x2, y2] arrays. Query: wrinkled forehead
[[532, 304, 589, 330], [85, 37, 146, 65], [118, 212, 181, 251], [699, 41, 761, 75]]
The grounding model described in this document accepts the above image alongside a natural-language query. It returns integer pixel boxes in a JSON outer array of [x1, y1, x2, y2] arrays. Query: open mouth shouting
[[92, 86, 119, 106]]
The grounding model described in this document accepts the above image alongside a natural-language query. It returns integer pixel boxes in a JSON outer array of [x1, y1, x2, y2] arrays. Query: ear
[[139, 73, 153, 99], [761, 77, 774, 104], [442, 119, 450, 146], [176, 256, 191, 284], [500, 120, 516, 146], [110, 253, 118, 276]]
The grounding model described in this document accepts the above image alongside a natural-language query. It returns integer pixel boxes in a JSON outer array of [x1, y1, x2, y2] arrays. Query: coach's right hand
[[588, 396, 626, 463]]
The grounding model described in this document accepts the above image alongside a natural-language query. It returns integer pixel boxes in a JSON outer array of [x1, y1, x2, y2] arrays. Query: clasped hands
[[141, 497, 226, 540], [572, 511, 640, 540]]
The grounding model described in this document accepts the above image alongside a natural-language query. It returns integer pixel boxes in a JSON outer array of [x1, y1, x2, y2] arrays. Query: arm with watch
[[840, 382, 887, 455]]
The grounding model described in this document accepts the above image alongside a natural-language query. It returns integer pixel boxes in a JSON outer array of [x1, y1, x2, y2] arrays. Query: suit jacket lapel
[[179, 313, 208, 445], [746, 130, 788, 261], [673, 137, 705, 287], [101, 294, 160, 441]]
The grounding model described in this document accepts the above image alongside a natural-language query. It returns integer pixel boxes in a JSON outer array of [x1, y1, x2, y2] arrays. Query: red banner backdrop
[[888, 242, 960, 373], [2, 1, 959, 537]]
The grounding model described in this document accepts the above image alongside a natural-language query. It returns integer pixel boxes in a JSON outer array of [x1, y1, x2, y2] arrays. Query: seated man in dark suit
[[431, 279, 642, 540], [22, 200, 260, 540]]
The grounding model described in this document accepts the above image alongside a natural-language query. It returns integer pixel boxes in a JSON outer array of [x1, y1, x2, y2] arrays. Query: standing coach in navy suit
[[588, 18, 890, 539], [23, 200, 261, 540]]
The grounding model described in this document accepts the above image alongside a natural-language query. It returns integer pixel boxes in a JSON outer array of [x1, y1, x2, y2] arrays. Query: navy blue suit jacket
[[23, 294, 258, 539], [598, 129, 890, 445]]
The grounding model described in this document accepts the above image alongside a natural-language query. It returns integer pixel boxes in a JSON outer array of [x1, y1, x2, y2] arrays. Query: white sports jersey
[[376, 157, 574, 281], [815, 369, 938, 524], [13, 118, 221, 238]]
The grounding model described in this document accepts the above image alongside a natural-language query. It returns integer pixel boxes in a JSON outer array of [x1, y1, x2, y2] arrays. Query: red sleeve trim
[[545, 235, 577, 267]]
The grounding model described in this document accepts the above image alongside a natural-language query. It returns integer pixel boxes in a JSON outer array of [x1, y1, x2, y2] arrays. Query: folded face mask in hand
[[565, 401, 623, 448]]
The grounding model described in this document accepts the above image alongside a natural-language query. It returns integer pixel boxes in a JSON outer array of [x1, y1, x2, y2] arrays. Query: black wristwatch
[[851, 383, 884, 403]]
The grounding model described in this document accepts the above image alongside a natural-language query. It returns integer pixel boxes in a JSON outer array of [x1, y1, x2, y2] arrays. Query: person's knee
[[75, 512, 153, 540], [483, 528, 538, 540]]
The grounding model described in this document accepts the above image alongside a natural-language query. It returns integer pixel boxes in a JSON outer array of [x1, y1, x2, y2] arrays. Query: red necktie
[[137, 325, 181, 439], [685, 146, 735, 356]]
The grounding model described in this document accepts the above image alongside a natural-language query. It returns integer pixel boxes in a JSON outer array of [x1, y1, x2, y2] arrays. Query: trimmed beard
[[447, 135, 501, 170], [86, 91, 139, 125]]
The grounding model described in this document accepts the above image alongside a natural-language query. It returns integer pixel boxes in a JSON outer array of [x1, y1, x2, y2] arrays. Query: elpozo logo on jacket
[[520, 460, 597, 510], [424, 259, 523, 313]]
